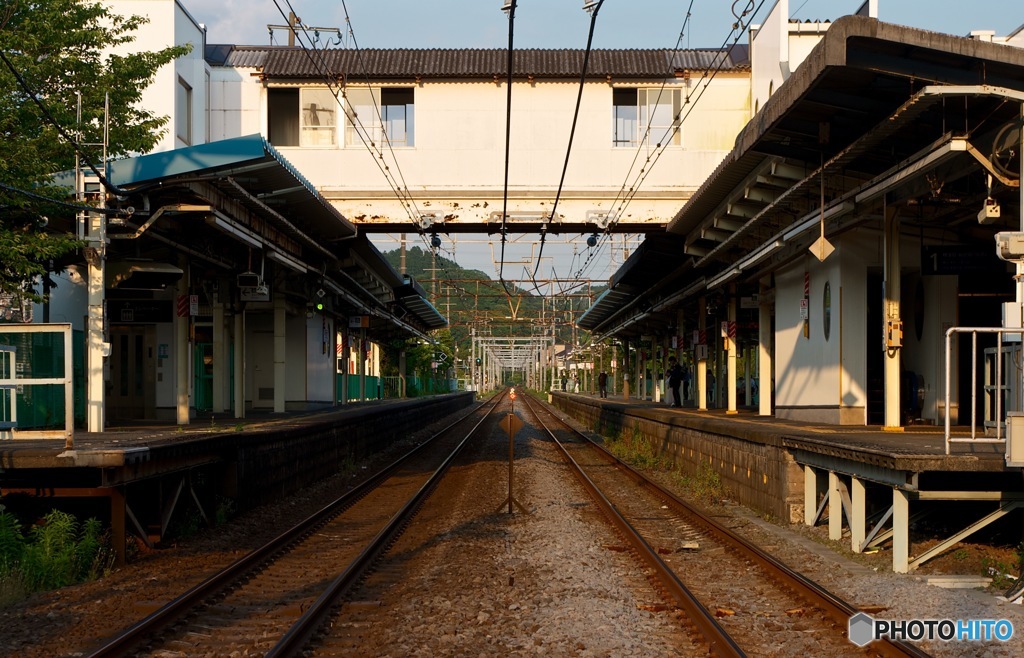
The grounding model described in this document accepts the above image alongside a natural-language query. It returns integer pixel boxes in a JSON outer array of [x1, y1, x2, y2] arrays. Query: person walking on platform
[[598, 371, 608, 398], [667, 356, 683, 408], [561, 374, 568, 392]]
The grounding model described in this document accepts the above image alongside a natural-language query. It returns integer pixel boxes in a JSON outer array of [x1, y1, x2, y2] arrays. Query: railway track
[[84, 391, 505, 658], [519, 392, 932, 658]]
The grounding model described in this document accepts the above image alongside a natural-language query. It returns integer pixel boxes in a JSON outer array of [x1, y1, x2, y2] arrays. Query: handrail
[[945, 326, 1021, 454]]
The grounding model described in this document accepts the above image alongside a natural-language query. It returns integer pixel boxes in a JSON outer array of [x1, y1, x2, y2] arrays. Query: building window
[[267, 87, 338, 147], [346, 87, 415, 147], [301, 88, 337, 146], [612, 87, 681, 148], [176, 77, 192, 145]]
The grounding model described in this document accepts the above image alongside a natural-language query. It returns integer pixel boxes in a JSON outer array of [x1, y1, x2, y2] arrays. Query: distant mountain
[[382, 246, 607, 355]]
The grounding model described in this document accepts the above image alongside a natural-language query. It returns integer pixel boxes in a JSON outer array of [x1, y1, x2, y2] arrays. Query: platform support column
[[851, 476, 866, 553], [273, 293, 286, 413], [175, 257, 190, 425], [110, 487, 126, 567], [759, 277, 773, 416], [212, 297, 226, 413], [358, 329, 367, 400], [727, 285, 737, 414], [399, 348, 407, 398], [828, 471, 843, 540], [883, 205, 902, 430], [803, 464, 818, 526], [698, 296, 708, 411], [233, 310, 245, 418], [893, 487, 910, 573]]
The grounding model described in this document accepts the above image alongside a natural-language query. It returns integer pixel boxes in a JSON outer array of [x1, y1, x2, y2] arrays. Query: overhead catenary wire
[[571, 0, 766, 284], [0, 50, 128, 197], [497, 0, 518, 299], [277, 0, 464, 291], [528, 0, 606, 297], [271, 0, 426, 243]]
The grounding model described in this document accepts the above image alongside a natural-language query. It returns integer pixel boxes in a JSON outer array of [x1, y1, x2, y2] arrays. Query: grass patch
[[674, 460, 725, 505], [0, 508, 113, 606], [604, 425, 672, 471]]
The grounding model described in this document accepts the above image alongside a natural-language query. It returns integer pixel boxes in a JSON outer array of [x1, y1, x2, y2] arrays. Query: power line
[[270, 0, 425, 238], [0, 50, 126, 197], [529, 0, 606, 294], [496, 0, 520, 300], [572, 0, 766, 284]]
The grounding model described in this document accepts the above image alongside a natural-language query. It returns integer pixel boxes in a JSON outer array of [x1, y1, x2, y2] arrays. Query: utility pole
[[81, 93, 109, 433]]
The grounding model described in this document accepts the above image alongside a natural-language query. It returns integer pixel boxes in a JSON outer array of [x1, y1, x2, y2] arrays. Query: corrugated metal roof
[[205, 44, 276, 68], [208, 46, 750, 79]]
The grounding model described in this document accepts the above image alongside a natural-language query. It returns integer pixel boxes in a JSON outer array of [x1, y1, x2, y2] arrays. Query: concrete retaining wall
[[553, 394, 804, 523], [225, 393, 475, 509]]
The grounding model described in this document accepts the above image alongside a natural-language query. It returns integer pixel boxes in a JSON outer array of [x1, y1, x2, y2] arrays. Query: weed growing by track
[[599, 423, 725, 505], [0, 508, 113, 606]]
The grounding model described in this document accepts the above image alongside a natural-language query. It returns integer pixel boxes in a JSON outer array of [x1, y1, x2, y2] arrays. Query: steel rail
[[526, 394, 932, 658], [85, 391, 504, 658], [520, 393, 745, 658], [266, 389, 507, 656]]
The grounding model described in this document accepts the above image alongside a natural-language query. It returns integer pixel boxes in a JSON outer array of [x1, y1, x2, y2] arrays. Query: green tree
[[0, 0, 189, 302]]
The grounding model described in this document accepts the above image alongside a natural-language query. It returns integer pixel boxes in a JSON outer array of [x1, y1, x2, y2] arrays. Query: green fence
[[0, 324, 73, 440]]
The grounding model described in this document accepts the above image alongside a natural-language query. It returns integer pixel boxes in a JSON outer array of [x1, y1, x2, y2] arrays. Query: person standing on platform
[[598, 371, 608, 398], [667, 356, 683, 408], [561, 374, 568, 392]]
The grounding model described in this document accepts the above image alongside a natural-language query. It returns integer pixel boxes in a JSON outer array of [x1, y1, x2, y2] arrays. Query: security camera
[[995, 232, 1024, 262]]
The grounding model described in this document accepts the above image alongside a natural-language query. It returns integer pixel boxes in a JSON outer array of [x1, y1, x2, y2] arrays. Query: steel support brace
[[909, 501, 1024, 571], [804, 464, 818, 526]]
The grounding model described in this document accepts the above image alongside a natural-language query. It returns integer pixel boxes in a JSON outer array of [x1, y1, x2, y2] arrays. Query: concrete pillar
[[727, 287, 738, 414], [883, 205, 902, 430], [698, 296, 708, 411], [358, 329, 367, 400], [340, 330, 349, 404], [803, 464, 818, 526], [110, 487, 126, 567], [233, 310, 245, 418], [273, 293, 286, 413], [399, 348, 407, 398], [618, 339, 626, 397], [175, 259, 190, 425], [85, 238, 106, 432], [212, 298, 226, 413], [893, 487, 910, 573], [828, 470, 842, 541], [759, 277, 773, 416], [851, 476, 866, 553]]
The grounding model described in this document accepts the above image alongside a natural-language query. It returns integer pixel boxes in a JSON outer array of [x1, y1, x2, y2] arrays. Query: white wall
[[775, 247, 844, 421], [104, 0, 210, 152], [246, 74, 749, 226]]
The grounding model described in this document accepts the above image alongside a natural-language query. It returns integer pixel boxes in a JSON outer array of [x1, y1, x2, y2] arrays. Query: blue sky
[[187, 1, 1021, 49], [179, 0, 1023, 283]]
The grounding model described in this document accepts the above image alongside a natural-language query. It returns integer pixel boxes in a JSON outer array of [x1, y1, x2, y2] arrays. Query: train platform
[[552, 391, 1023, 574], [0, 392, 475, 564]]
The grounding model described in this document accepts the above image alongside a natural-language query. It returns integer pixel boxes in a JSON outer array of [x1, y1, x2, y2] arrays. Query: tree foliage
[[0, 0, 190, 301]]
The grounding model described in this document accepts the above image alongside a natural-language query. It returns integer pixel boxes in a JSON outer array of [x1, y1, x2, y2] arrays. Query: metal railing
[[945, 326, 1021, 454]]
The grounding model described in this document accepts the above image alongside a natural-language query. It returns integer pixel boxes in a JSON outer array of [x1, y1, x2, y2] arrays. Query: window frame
[[345, 86, 415, 148], [176, 76, 192, 146], [299, 87, 339, 147], [612, 86, 683, 149]]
